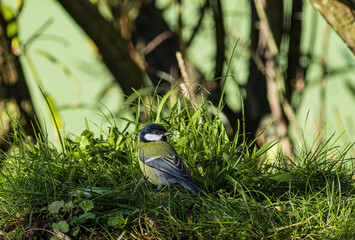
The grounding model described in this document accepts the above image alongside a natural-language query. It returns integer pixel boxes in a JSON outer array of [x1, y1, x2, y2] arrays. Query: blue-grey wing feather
[[139, 146, 204, 195], [139, 151, 192, 181]]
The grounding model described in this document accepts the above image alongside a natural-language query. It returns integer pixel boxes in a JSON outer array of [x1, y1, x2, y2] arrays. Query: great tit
[[138, 123, 203, 195]]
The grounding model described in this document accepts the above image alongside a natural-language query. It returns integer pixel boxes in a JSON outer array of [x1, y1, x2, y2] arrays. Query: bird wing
[[138, 142, 192, 181]]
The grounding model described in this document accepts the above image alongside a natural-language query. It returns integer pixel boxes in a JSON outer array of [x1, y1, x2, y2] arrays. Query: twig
[[211, 0, 225, 79], [253, 0, 278, 56], [252, 0, 295, 161], [176, 51, 199, 109], [143, 31, 173, 55], [253, 0, 304, 148], [232, 30, 303, 142], [160, 206, 177, 223], [242, 35, 303, 143], [275, 215, 314, 231], [177, 0, 186, 57]]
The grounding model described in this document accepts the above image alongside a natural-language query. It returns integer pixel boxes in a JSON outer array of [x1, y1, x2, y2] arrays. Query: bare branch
[[56, 0, 145, 96]]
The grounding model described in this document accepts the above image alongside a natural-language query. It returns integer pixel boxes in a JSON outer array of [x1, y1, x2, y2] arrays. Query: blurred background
[[1, 0, 354, 155]]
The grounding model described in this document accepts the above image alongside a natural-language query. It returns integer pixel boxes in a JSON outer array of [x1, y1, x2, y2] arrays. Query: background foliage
[[0, 0, 354, 153]]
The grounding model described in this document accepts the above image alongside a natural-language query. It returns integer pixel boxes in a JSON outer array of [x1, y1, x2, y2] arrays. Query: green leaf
[[217, 39, 239, 111], [76, 136, 90, 149], [253, 140, 278, 158], [85, 117, 90, 130], [79, 200, 94, 212], [81, 129, 94, 139], [268, 173, 293, 182], [39, 87, 65, 152], [48, 200, 64, 214], [7, 22, 18, 38], [52, 220, 69, 233], [65, 201, 74, 209], [225, 173, 238, 186], [108, 210, 131, 228], [107, 127, 119, 146], [156, 89, 178, 123], [108, 213, 126, 228], [0, 5, 16, 21], [43, 93, 62, 131], [71, 212, 96, 224]]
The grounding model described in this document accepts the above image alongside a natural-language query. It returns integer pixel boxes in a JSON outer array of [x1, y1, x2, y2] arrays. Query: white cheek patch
[[144, 133, 163, 141]]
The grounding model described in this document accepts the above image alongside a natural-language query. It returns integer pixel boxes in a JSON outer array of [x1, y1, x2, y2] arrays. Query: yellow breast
[[139, 160, 167, 186], [138, 141, 169, 186]]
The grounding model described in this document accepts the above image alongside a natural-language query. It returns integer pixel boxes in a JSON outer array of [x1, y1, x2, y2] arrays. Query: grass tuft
[[0, 91, 354, 239]]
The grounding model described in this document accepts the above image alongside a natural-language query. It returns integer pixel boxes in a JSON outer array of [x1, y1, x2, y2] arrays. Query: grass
[[0, 91, 354, 239]]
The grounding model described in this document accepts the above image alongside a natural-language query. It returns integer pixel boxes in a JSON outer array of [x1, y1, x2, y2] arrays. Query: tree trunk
[[286, 1, 303, 102], [0, 13, 40, 152], [56, 0, 145, 96]]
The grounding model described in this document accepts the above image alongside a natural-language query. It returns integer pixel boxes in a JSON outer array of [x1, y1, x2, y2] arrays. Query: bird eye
[[152, 130, 159, 134]]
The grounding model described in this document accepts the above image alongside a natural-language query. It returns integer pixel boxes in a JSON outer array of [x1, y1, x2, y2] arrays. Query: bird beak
[[164, 131, 173, 136]]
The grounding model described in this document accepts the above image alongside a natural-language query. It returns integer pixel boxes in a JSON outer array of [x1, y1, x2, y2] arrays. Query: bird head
[[139, 123, 173, 142]]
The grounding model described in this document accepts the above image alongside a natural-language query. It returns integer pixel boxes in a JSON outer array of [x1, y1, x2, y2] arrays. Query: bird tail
[[180, 180, 205, 196]]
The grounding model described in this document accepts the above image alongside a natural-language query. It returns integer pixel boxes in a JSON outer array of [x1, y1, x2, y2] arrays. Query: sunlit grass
[[0, 91, 354, 239]]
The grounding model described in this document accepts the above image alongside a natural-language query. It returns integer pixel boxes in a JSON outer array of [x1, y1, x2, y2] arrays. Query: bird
[[137, 123, 204, 195]]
